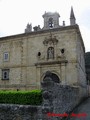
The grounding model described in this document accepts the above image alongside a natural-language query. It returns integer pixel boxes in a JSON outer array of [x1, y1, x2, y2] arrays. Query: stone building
[[0, 8, 87, 96]]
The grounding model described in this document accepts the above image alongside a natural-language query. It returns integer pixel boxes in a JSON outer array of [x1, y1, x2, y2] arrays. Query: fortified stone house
[[0, 7, 87, 97]]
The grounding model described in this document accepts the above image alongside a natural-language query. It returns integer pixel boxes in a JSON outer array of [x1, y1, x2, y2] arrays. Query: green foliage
[[0, 90, 42, 105]]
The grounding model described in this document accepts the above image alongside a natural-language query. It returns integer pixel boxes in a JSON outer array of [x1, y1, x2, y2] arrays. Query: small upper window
[[3, 52, 9, 61], [61, 49, 65, 54], [38, 52, 41, 57]]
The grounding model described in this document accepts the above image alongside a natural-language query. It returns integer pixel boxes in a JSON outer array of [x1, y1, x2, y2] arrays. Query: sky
[[0, 0, 90, 52]]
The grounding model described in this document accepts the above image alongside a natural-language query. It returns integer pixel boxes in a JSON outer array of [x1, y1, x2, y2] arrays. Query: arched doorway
[[43, 71, 60, 83]]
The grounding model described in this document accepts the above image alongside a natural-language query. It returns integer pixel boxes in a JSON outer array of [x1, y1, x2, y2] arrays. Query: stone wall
[[0, 104, 41, 120], [0, 72, 83, 120], [41, 73, 80, 120]]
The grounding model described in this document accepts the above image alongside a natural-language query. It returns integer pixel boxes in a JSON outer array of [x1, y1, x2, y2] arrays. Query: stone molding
[[35, 60, 68, 66]]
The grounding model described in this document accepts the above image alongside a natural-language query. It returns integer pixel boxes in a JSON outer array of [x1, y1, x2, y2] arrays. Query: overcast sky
[[0, 0, 90, 52]]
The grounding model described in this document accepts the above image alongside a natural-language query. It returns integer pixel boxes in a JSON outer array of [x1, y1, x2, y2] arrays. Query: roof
[[0, 24, 85, 52], [0, 25, 78, 39], [42, 11, 60, 17]]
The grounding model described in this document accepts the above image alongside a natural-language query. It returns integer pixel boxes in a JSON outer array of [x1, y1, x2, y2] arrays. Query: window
[[2, 69, 9, 80], [38, 52, 41, 57], [3, 52, 9, 61], [61, 48, 65, 54], [47, 47, 54, 59], [48, 18, 54, 28]]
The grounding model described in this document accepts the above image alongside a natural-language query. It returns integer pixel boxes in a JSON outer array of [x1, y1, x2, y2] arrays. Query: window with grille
[[2, 69, 9, 80], [3, 52, 9, 61]]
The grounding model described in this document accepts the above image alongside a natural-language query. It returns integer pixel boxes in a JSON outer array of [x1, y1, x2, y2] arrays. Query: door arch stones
[[43, 71, 60, 83]]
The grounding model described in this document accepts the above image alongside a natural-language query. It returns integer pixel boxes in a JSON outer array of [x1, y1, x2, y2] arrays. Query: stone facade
[[0, 10, 87, 97]]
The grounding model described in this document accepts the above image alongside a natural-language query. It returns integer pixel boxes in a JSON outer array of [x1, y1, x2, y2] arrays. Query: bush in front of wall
[[0, 90, 42, 105]]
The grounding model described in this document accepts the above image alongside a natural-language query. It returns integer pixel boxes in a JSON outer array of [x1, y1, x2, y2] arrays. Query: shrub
[[0, 90, 42, 105]]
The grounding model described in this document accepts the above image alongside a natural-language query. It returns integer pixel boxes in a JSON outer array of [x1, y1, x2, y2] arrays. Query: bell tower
[[42, 12, 60, 29]]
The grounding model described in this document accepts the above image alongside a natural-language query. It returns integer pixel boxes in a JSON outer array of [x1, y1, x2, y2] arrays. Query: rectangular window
[[2, 69, 9, 80], [3, 52, 9, 61]]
